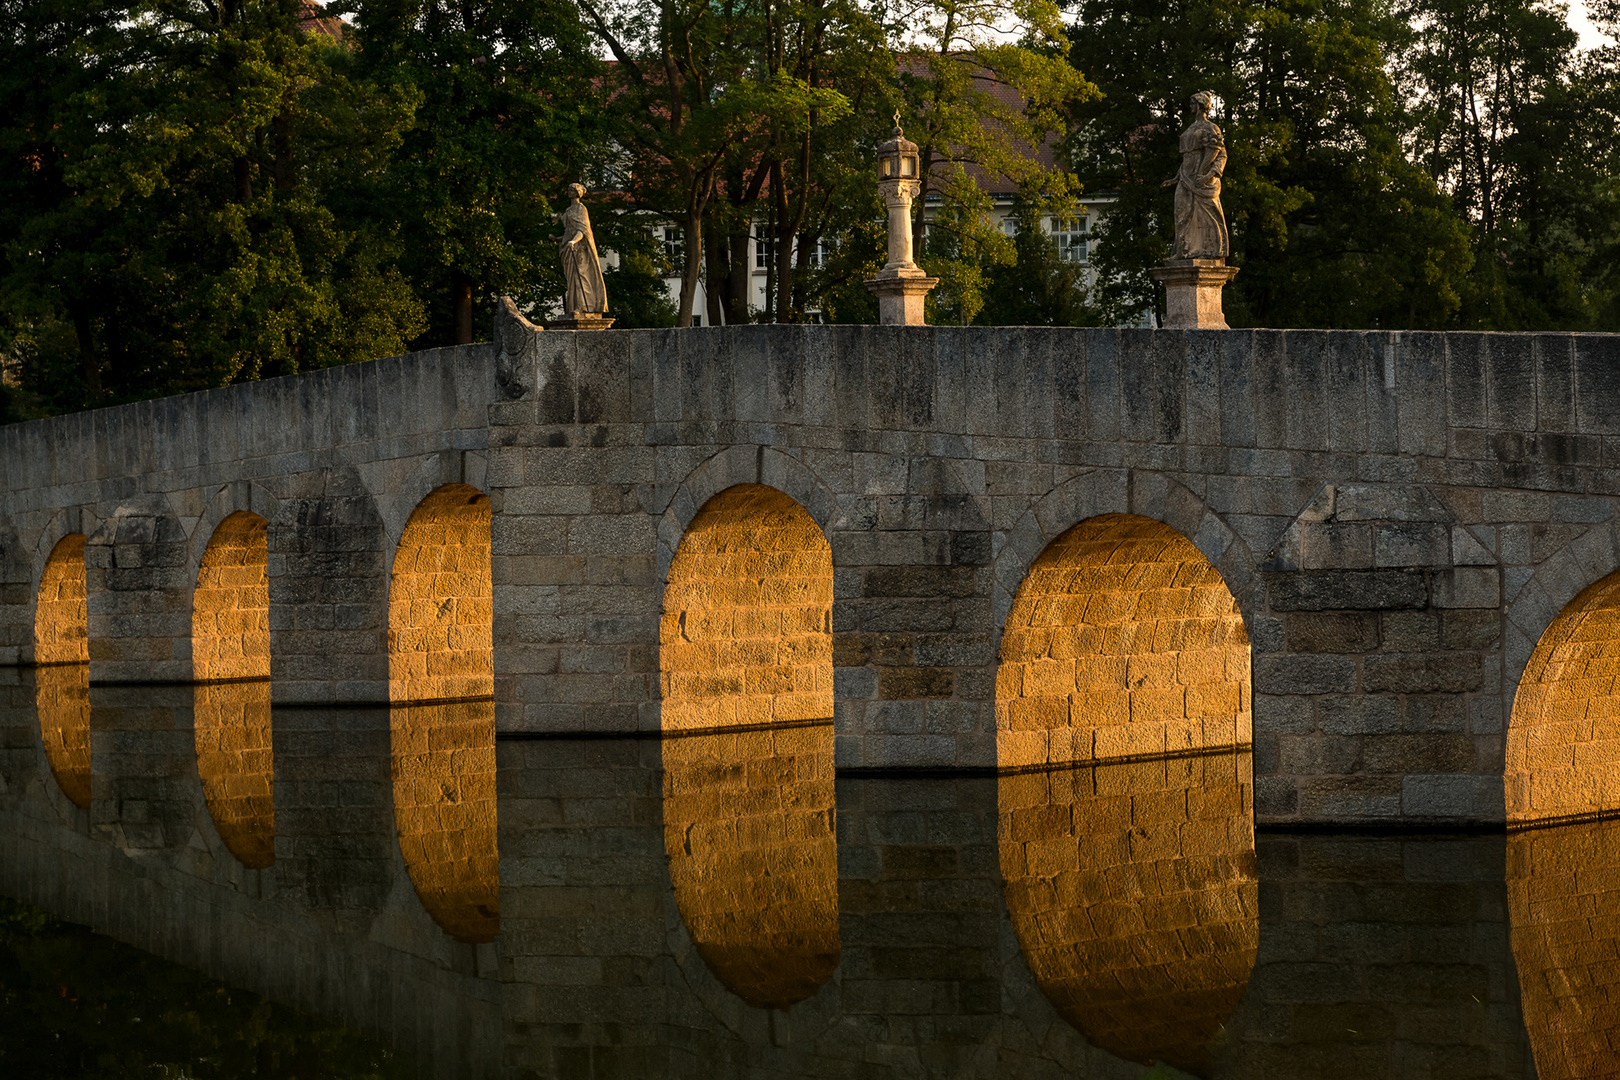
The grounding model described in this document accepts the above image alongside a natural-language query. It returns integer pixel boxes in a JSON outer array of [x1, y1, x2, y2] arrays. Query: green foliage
[[0, 896, 410, 1078], [1397, 0, 1620, 329], [1066, 0, 1474, 329], [977, 194, 1107, 326], [340, 0, 601, 345], [0, 0, 428, 418]]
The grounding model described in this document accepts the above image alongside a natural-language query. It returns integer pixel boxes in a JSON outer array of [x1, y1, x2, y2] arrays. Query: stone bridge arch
[[1502, 513, 1620, 825]]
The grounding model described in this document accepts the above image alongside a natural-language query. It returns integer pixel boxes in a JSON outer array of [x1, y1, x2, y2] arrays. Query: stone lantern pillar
[[865, 120, 938, 325]]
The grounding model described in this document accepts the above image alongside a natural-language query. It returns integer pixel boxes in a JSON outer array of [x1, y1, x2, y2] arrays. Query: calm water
[[5, 681, 1611, 1077]]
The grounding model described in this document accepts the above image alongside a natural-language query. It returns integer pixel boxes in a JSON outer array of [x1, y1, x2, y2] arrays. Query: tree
[[0, 0, 426, 416], [343, 0, 601, 344], [977, 193, 1105, 325], [1398, 0, 1620, 328], [1066, 0, 1473, 329]]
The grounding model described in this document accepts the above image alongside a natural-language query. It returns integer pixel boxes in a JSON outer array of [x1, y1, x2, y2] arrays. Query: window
[[1052, 217, 1089, 263], [662, 226, 684, 268], [755, 231, 775, 270], [803, 237, 834, 269]]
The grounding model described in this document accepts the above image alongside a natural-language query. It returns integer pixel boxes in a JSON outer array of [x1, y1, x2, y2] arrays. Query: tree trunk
[[272, 110, 293, 192], [234, 156, 253, 202], [763, 164, 779, 323], [452, 275, 473, 345], [69, 303, 99, 397], [704, 225, 726, 326], [680, 204, 703, 327], [728, 231, 751, 324]]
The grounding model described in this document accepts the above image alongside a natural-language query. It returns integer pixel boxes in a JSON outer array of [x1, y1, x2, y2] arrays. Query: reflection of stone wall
[[192, 511, 270, 681], [660, 485, 833, 732], [389, 484, 493, 704], [1509, 819, 1620, 1080], [662, 725, 839, 1008], [998, 514, 1250, 769], [391, 701, 499, 943], [1507, 572, 1620, 823], [34, 662, 90, 808], [34, 533, 87, 665], [1222, 832, 1531, 1079], [193, 679, 274, 869], [999, 751, 1257, 1075]]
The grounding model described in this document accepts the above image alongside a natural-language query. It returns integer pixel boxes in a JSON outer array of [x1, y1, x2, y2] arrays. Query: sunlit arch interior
[[388, 484, 497, 943], [997, 513, 1251, 770], [35, 533, 91, 808], [996, 513, 1256, 1074], [660, 484, 839, 1008], [191, 510, 274, 869], [1507, 571, 1620, 824]]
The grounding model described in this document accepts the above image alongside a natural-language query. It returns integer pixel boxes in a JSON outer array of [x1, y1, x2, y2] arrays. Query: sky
[[1567, 1, 1611, 49]]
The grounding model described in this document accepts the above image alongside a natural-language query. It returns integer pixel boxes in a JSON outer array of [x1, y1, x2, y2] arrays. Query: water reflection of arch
[[660, 483, 840, 1008], [996, 513, 1256, 1076], [1505, 566, 1620, 1079], [388, 483, 498, 943], [192, 510, 275, 869], [35, 532, 91, 808], [1509, 819, 1620, 1080]]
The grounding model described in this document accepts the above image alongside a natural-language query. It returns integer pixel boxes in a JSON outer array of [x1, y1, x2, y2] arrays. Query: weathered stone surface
[[0, 325, 1615, 840]]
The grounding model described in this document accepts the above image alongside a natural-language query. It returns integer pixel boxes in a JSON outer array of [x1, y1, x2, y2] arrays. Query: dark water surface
[[5, 682, 1611, 1077]]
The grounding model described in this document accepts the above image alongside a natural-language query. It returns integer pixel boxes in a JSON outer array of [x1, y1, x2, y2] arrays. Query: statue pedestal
[[865, 269, 938, 326], [548, 313, 615, 331], [1151, 260, 1239, 329]]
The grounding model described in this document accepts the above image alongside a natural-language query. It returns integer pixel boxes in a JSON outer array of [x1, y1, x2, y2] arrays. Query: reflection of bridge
[[1, 322, 1618, 1076]]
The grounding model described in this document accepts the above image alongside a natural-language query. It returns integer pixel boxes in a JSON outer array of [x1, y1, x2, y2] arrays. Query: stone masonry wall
[[485, 323, 1620, 827], [1, 328, 1618, 826]]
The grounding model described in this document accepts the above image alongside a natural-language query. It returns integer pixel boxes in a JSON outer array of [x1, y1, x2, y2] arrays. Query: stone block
[[1361, 653, 1483, 694], [1254, 655, 1357, 696], [1284, 613, 1379, 653], [1431, 567, 1500, 609], [1267, 570, 1428, 611]]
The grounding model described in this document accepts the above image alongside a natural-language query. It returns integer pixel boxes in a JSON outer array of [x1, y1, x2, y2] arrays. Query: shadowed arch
[[388, 483, 497, 943], [35, 533, 90, 808], [660, 484, 840, 1008], [192, 511, 274, 869], [996, 513, 1256, 1075]]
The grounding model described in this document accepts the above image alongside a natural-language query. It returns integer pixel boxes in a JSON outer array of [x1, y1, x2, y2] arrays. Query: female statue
[[1169, 91, 1229, 261], [558, 183, 607, 316]]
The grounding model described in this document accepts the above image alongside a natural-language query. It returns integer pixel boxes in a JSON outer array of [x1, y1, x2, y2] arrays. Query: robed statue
[[558, 183, 608, 316], [1166, 91, 1229, 261]]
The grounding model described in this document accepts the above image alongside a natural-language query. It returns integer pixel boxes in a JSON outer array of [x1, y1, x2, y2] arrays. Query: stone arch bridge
[[2, 320, 1619, 1077]]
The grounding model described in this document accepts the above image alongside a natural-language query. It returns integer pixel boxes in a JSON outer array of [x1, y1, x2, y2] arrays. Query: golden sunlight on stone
[[193, 679, 274, 869], [35, 662, 91, 809], [35, 533, 91, 807], [1507, 572, 1620, 823], [999, 752, 1258, 1076], [35, 533, 88, 666], [1509, 818, 1620, 1080], [996, 514, 1251, 771], [389, 484, 493, 705], [192, 512, 270, 682], [391, 700, 499, 944], [190, 512, 275, 868], [660, 485, 839, 1008], [388, 485, 496, 943]]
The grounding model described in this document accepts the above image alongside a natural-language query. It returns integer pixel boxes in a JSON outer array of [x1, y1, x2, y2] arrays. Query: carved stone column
[[1151, 259, 1240, 329], [864, 123, 937, 326]]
